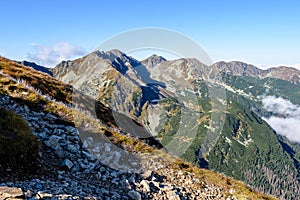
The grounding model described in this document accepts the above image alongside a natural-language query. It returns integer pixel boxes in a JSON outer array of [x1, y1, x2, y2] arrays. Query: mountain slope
[[51, 51, 300, 199], [148, 58, 300, 199], [0, 56, 276, 199]]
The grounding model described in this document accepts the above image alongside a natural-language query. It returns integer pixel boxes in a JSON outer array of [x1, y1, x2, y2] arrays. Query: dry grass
[[0, 108, 40, 170], [0, 57, 72, 103]]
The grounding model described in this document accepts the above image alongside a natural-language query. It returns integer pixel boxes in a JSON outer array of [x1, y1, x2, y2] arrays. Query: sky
[[0, 0, 300, 68]]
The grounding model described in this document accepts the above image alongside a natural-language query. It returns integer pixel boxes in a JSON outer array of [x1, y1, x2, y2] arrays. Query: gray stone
[[44, 135, 61, 150], [83, 163, 96, 173], [58, 174, 64, 180], [38, 132, 47, 139], [45, 113, 57, 121], [100, 188, 109, 195], [104, 143, 111, 152], [65, 126, 78, 135], [100, 167, 106, 173], [53, 149, 65, 158], [82, 151, 95, 161], [83, 137, 94, 147], [24, 190, 33, 198], [67, 144, 78, 153], [110, 171, 117, 177], [128, 174, 136, 184], [92, 146, 101, 153], [62, 159, 73, 170], [111, 178, 120, 185], [80, 163, 88, 169], [128, 190, 141, 200], [36, 183, 42, 190], [71, 163, 81, 172], [24, 105, 29, 113]]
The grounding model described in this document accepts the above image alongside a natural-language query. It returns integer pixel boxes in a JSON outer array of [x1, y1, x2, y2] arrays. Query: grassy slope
[[151, 77, 300, 198]]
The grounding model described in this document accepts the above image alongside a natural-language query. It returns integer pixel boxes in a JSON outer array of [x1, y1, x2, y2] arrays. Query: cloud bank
[[260, 95, 300, 143], [28, 42, 86, 67]]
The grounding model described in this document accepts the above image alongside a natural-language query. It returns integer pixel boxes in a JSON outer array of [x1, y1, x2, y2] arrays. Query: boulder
[[0, 186, 23, 199]]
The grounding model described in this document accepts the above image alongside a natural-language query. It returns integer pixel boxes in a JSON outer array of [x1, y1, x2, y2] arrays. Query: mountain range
[[50, 49, 300, 199], [1, 50, 300, 199]]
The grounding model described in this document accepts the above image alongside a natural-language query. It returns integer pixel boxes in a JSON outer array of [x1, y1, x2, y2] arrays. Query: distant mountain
[[264, 66, 300, 84], [141, 54, 167, 68], [51, 50, 300, 199], [211, 61, 300, 85], [16, 60, 53, 76]]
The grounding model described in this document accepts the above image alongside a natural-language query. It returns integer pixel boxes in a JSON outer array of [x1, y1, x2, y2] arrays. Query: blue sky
[[0, 0, 299, 68]]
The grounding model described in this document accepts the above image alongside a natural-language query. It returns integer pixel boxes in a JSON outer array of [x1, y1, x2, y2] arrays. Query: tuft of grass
[[0, 108, 40, 170]]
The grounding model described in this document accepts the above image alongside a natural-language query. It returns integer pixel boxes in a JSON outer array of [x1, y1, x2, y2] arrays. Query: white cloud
[[262, 117, 300, 143], [288, 64, 300, 70], [28, 42, 86, 67], [260, 95, 300, 142], [261, 96, 300, 118]]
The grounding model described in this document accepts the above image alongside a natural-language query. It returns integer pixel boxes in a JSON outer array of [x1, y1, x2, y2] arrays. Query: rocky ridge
[[210, 61, 300, 84], [16, 61, 53, 76]]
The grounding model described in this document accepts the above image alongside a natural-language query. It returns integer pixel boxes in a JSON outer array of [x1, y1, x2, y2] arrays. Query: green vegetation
[[206, 100, 300, 198], [0, 108, 40, 170], [156, 97, 181, 143], [148, 76, 300, 199], [221, 73, 300, 104]]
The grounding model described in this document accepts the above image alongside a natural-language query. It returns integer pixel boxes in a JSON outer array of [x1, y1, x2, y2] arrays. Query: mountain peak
[[212, 61, 264, 78], [84, 49, 129, 63], [141, 54, 167, 68], [106, 49, 125, 58]]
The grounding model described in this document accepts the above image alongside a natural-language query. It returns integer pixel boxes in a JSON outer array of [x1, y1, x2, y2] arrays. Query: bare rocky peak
[[51, 49, 300, 86], [106, 49, 125, 58], [89, 49, 127, 62], [81, 50, 128, 63], [147, 58, 209, 91], [212, 61, 300, 84], [52, 50, 141, 80], [141, 54, 167, 68], [212, 61, 265, 78], [264, 66, 300, 84]]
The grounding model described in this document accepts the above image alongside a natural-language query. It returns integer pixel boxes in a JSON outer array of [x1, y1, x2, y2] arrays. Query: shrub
[[0, 108, 40, 170]]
